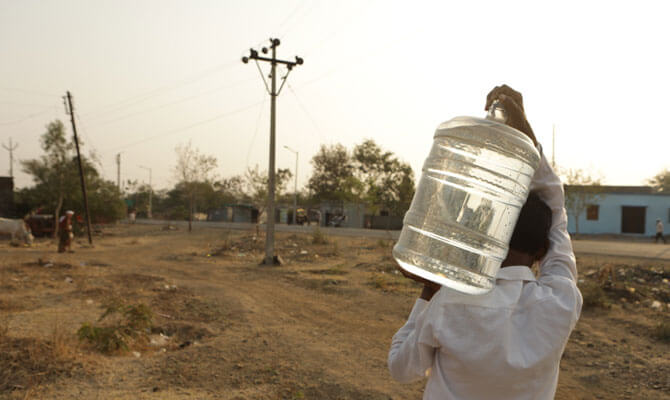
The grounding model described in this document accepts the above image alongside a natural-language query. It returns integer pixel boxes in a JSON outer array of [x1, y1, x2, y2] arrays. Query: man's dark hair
[[509, 192, 552, 256]]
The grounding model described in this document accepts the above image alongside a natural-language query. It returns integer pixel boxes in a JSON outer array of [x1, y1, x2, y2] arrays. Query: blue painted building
[[565, 186, 670, 236]]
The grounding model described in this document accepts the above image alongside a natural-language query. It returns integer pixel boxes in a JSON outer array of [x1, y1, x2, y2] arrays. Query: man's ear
[[534, 238, 550, 262]]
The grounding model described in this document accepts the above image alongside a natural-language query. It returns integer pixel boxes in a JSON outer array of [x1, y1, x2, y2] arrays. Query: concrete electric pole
[[283, 145, 298, 225], [242, 38, 303, 265], [116, 153, 121, 192], [2, 138, 18, 178], [64, 91, 93, 245], [139, 165, 152, 219]]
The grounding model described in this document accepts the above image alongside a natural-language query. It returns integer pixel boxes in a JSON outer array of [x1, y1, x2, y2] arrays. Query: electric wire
[[0, 105, 58, 126], [0, 87, 60, 97], [91, 76, 257, 127], [105, 99, 265, 153], [81, 59, 241, 118], [287, 83, 326, 142], [245, 97, 267, 170], [255, 60, 271, 95]]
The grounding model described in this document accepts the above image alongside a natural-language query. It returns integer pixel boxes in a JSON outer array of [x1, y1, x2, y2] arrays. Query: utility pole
[[139, 165, 152, 219], [116, 153, 121, 192], [284, 145, 298, 225], [243, 38, 303, 265], [2, 138, 18, 177], [65, 91, 93, 245]]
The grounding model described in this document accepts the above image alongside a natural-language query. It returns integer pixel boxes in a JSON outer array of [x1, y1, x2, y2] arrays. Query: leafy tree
[[648, 169, 670, 193], [307, 144, 361, 203], [173, 142, 218, 232], [352, 139, 415, 216], [562, 168, 605, 234], [20, 120, 124, 231]]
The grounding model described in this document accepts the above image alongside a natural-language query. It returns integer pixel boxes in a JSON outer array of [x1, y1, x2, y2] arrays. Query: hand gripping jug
[[392, 104, 541, 294]]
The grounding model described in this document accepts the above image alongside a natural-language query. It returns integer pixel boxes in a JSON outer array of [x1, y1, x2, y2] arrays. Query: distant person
[[655, 219, 666, 243], [388, 85, 582, 400], [58, 210, 75, 253]]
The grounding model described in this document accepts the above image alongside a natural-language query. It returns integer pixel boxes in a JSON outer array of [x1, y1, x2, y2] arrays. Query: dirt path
[[1, 225, 669, 399]]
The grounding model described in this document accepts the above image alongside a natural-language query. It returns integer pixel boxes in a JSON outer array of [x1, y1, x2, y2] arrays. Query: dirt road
[[135, 219, 670, 261], [1, 225, 669, 399]]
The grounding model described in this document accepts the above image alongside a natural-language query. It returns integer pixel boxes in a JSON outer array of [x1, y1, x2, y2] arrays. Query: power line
[[0, 106, 58, 126], [0, 87, 60, 97], [91, 76, 257, 127], [81, 59, 241, 118], [105, 99, 265, 153], [245, 97, 267, 169], [287, 83, 326, 142]]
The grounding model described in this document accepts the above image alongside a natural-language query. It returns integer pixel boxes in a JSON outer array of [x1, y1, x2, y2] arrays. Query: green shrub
[[312, 228, 328, 245], [77, 302, 153, 354]]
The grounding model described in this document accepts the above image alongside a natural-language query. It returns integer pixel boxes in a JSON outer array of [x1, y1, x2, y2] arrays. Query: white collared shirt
[[388, 152, 582, 400]]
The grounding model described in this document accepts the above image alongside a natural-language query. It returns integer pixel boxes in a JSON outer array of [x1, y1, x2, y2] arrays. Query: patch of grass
[[312, 228, 328, 245], [653, 319, 670, 343], [580, 282, 609, 309], [78, 301, 153, 354]]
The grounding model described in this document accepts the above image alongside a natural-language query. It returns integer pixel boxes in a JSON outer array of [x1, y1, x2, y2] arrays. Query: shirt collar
[[496, 266, 536, 282]]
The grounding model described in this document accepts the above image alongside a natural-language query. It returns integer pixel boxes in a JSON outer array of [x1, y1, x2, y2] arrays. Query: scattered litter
[[300, 250, 308, 255], [651, 300, 662, 310], [314, 254, 319, 259], [163, 284, 177, 291], [206, 254, 211, 257], [64, 277, 74, 284], [150, 333, 170, 347], [85, 299, 94, 305], [44, 263, 53, 268], [132, 351, 141, 358]]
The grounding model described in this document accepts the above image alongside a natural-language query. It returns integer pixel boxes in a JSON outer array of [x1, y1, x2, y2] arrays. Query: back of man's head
[[509, 192, 552, 258]]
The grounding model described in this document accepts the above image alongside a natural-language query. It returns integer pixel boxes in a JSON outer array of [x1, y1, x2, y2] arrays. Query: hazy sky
[[2, 0, 669, 191]]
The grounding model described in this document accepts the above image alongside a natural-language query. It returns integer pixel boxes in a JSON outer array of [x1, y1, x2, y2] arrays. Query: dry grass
[[312, 227, 328, 245]]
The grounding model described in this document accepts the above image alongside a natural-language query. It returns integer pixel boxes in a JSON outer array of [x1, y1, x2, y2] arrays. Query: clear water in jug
[[392, 110, 540, 294]]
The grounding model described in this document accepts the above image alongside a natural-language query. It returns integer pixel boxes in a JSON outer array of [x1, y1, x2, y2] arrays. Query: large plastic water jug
[[392, 108, 541, 294]]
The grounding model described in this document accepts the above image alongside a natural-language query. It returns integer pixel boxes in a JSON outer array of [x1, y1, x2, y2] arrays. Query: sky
[[2, 0, 669, 191]]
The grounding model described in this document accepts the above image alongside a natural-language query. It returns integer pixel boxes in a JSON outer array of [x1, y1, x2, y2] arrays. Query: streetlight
[[283, 145, 298, 225], [139, 165, 152, 219]]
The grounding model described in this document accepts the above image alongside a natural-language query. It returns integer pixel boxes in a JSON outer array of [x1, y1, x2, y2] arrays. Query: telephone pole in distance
[[2, 138, 18, 178], [65, 91, 93, 245]]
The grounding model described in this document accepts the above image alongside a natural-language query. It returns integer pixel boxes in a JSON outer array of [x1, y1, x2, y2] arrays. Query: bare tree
[[173, 142, 218, 232], [243, 165, 292, 227], [562, 168, 605, 235]]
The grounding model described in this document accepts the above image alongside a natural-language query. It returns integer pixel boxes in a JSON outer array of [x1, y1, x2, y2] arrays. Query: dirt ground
[[1, 224, 669, 399]]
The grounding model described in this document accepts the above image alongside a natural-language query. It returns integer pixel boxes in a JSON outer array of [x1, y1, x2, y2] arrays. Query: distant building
[[565, 185, 670, 236], [0, 176, 14, 217], [208, 204, 258, 223]]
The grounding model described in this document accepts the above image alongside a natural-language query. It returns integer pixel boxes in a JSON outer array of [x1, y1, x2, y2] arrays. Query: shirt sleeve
[[388, 298, 438, 383], [529, 148, 578, 282], [529, 148, 583, 323]]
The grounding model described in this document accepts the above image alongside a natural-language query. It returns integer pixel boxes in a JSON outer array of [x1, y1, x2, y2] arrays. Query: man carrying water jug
[[388, 85, 582, 400]]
